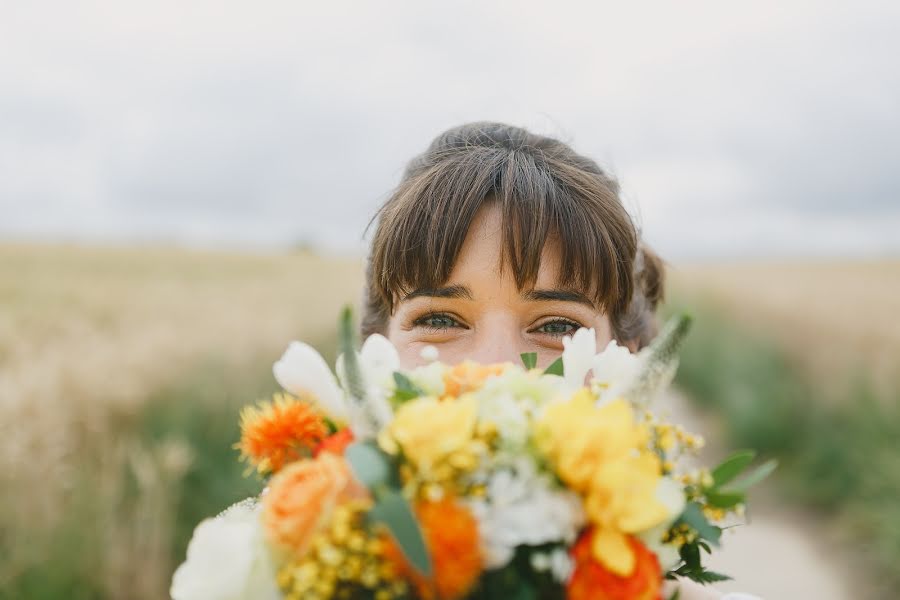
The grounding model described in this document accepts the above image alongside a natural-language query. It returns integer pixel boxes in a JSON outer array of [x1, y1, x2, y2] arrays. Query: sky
[[2, 0, 899, 260]]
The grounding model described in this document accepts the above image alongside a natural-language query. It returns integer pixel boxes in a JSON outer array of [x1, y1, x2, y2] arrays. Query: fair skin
[[387, 203, 621, 370], [385, 202, 724, 600]]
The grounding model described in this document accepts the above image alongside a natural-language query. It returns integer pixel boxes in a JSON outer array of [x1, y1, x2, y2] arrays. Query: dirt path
[[659, 389, 854, 600]]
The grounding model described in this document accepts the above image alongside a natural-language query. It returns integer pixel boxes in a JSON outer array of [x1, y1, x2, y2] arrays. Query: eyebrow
[[402, 285, 474, 301], [402, 285, 594, 308], [523, 288, 596, 308]]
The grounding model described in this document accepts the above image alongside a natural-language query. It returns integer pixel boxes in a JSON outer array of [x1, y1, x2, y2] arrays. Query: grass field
[[2, 245, 897, 599], [668, 260, 900, 597]]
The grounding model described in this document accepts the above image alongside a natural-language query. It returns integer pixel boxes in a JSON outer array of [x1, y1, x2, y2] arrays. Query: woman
[[360, 122, 756, 600]]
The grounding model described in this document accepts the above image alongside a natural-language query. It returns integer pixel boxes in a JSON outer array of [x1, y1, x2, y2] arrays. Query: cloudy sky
[[2, 0, 898, 259]]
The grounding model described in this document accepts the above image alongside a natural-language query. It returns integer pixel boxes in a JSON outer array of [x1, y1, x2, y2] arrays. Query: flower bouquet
[[171, 309, 774, 600]]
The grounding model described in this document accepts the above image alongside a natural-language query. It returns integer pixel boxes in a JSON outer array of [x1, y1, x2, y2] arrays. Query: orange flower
[[384, 498, 482, 599], [568, 528, 662, 600], [262, 452, 367, 555], [442, 361, 507, 397], [314, 427, 355, 457], [237, 393, 328, 475]]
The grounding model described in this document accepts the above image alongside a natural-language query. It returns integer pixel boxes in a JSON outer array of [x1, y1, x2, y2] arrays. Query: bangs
[[368, 145, 638, 317]]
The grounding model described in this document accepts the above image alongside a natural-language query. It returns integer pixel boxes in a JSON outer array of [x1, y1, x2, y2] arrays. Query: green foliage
[[369, 489, 432, 577], [0, 351, 297, 600], [344, 441, 432, 576], [543, 357, 564, 376], [521, 352, 538, 370], [392, 372, 425, 403], [666, 300, 900, 590]]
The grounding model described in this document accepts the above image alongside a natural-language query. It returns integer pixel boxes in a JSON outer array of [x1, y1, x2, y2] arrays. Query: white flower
[[591, 339, 642, 404], [273, 341, 348, 422], [561, 327, 597, 392], [170, 499, 280, 600], [476, 391, 529, 449], [530, 547, 575, 583], [406, 361, 447, 396], [335, 333, 400, 436], [466, 458, 586, 569]]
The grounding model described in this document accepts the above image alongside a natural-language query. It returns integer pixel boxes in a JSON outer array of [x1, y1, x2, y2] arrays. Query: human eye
[[412, 312, 465, 333], [531, 318, 582, 338]]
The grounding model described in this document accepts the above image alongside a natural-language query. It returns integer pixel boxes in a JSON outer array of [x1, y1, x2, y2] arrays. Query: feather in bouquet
[[171, 309, 775, 600]]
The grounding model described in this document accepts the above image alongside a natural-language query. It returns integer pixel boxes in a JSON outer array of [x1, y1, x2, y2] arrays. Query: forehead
[[445, 203, 566, 289]]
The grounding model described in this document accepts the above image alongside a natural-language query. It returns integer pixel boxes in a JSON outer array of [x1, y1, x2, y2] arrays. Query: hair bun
[[636, 243, 666, 312]]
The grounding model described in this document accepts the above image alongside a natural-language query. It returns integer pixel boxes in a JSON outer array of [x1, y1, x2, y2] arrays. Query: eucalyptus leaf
[[678, 502, 721, 546], [370, 489, 432, 577], [705, 490, 746, 509], [392, 372, 424, 402], [345, 442, 390, 489], [726, 459, 778, 493], [711, 450, 756, 488]]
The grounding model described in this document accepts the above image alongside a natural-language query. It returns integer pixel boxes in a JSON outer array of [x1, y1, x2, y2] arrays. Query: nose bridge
[[469, 313, 521, 364]]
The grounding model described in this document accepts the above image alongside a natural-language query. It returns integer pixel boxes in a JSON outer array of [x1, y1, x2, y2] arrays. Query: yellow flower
[[537, 392, 648, 491], [538, 392, 669, 577], [385, 395, 478, 471], [585, 452, 670, 576]]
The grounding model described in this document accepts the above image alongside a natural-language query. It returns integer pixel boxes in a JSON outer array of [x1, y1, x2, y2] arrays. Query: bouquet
[[171, 309, 774, 600]]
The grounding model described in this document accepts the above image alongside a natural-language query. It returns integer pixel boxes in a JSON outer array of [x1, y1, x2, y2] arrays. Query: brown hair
[[362, 122, 666, 350]]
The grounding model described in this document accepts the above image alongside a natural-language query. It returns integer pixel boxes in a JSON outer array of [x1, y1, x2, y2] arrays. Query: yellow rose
[[585, 452, 670, 576], [386, 395, 477, 471], [537, 392, 648, 491], [537, 392, 669, 577]]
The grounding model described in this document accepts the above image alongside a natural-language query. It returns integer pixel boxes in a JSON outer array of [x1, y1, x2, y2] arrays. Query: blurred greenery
[[667, 300, 900, 592], [1, 341, 338, 600]]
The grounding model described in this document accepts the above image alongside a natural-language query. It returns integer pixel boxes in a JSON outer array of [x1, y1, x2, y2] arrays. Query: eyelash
[[412, 312, 582, 338]]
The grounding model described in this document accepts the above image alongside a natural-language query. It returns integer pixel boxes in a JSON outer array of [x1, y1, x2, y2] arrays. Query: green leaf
[[678, 502, 721, 546], [726, 459, 778, 493], [688, 570, 733, 585], [392, 372, 424, 402], [520, 352, 538, 370], [338, 306, 366, 400], [345, 442, 390, 489], [370, 489, 432, 577], [705, 490, 746, 509], [711, 450, 756, 488], [544, 357, 564, 376]]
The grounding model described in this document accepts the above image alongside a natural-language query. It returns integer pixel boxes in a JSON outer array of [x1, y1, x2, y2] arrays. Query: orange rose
[[384, 498, 482, 599], [568, 528, 663, 600], [442, 361, 508, 397], [262, 452, 367, 555]]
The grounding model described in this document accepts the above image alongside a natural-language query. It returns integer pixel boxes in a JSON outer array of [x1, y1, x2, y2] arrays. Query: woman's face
[[386, 203, 615, 369]]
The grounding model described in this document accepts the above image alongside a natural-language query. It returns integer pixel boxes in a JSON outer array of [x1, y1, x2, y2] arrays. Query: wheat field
[[669, 259, 900, 390], [0, 243, 363, 599]]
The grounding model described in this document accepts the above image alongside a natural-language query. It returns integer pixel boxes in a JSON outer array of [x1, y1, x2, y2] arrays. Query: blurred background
[[1, 1, 898, 598]]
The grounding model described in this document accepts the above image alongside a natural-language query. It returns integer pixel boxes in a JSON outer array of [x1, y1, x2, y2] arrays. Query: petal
[[273, 342, 348, 421], [359, 333, 400, 387], [591, 527, 636, 577], [562, 327, 597, 390]]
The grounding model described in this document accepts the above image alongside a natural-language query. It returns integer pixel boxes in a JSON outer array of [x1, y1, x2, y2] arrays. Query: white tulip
[[170, 499, 280, 600], [273, 341, 348, 422]]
